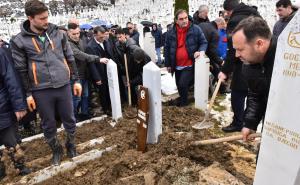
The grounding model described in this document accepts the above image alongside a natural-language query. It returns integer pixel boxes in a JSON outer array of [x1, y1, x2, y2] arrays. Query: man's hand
[[125, 81, 130, 87], [100, 58, 109, 64], [15, 110, 27, 121], [218, 72, 227, 82], [194, 51, 205, 59], [167, 67, 172, 73], [26, 96, 36, 112], [96, 80, 102, 85], [241, 127, 255, 142], [73, 83, 82, 97]]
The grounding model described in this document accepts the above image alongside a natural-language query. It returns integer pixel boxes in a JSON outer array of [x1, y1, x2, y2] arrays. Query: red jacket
[[176, 23, 192, 67]]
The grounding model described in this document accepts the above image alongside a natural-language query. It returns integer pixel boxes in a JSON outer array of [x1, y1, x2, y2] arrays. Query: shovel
[[192, 78, 222, 129], [191, 133, 261, 146]]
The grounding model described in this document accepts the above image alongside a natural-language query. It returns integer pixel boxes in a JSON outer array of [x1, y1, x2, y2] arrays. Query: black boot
[[14, 162, 31, 176], [65, 133, 77, 158], [14, 145, 31, 175], [222, 123, 242, 133], [47, 136, 64, 166], [0, 161, 5, 180]]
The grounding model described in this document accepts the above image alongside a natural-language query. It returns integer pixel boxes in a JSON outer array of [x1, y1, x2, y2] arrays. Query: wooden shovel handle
[[124, 54, 132, 106], [191, 133, 262, 146], [207, 78, 222, 114]]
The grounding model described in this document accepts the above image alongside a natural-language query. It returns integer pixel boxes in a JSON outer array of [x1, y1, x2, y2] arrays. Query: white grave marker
[[143, 62, 162, 144], [107, 59, 122, 120], [254, 11, 300, 185], [194, 57, 210, 110], [144, 32, 157, 63], [137, 24, 144, 50]]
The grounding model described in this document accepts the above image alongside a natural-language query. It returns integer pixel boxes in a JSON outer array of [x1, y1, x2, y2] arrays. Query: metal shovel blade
[[192, 118, 214, 129]]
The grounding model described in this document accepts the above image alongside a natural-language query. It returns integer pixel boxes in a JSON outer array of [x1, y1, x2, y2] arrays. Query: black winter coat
[[198, 22, 223, 69], [151, 29, 162, 48], [242, 37, 277, 131], [86, 38, 116, 84], [115, 38, 151, 86], [192, 11, 210, 25], [0, 48, 27, 130], [221, 3, 260, 91]]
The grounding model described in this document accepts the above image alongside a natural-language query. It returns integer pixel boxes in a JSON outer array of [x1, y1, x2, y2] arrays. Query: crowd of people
[[0, 0, 298, 179]]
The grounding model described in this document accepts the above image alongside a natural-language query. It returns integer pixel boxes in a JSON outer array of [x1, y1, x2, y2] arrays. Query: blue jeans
[[155, 47, 162, 64], [71, 79, 89, 116]]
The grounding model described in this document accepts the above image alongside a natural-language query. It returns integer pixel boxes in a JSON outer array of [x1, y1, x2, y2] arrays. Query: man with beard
[[218, 0, 260, 132], [273, 0, 298, 37], [11, 0, 82, 166], [231, 16, 277, 141], [164, 9, 207, 107]]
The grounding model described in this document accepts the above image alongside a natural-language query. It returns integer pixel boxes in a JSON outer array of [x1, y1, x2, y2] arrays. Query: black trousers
[[0, 125, 17, 148], [97, 83, 111, 113], [32, 84, 76, 140], [175, 68, 194, 106], [231, 90, 247, 127]]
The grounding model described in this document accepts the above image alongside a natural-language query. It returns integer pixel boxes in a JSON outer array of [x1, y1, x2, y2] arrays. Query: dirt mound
[[0, 106, 256, 185]]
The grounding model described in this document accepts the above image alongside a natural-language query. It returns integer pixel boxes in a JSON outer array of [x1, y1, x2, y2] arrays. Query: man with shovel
[[115, 28, 151, 105], [231, 16, 277, 141]]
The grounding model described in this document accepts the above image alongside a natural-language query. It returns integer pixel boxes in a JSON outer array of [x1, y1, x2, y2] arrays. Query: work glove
[[26, 96, 36, 112], [73, 83, 82, 97]]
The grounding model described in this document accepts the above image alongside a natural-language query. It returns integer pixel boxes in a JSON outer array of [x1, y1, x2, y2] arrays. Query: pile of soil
[[1, 106, 257, 185]]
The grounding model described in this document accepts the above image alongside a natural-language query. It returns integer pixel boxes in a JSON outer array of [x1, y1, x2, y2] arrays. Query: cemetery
[[1, 0, 300, 184]]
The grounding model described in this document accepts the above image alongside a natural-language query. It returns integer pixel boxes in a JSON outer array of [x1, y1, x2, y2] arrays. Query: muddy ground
[[1, 103, 257, 185]]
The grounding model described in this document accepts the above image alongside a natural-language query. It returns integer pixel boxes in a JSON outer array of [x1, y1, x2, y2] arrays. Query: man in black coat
[[115, 28, 151, 105], [86, 26, 115, 115], [67, 23, 106, 121], [0, 48, 30, 176], [231, 16, 277, 141], [198, 17, 226, 83], [193, 5, 210, 24], [218, 0, 260, 132], [126, 22, 140, 46]]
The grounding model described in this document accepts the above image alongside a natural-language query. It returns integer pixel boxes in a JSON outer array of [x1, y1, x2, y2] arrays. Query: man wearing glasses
[[164, 9, 207, 107], [126, 22, 140, 46]]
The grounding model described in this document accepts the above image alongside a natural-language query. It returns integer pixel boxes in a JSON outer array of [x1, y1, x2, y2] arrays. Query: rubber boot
[[47, 136, 64, 166], [65, 133, 77, 158]]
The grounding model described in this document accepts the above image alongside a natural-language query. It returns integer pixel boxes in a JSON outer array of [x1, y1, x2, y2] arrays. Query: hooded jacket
[[221, 3, 260, 91], [0, 48, 27, 130], [11, 21, 79, 96]]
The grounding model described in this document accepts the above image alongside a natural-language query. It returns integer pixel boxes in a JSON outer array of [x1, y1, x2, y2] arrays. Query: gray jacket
[[68, 37, 100, 79], [11, 20, 79, 96], [273, 11, 297, 37]]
